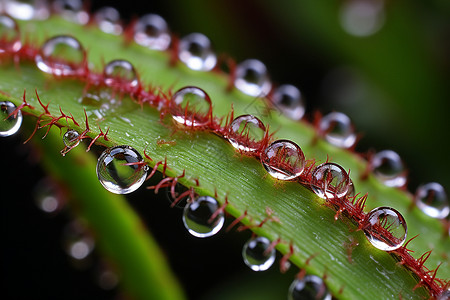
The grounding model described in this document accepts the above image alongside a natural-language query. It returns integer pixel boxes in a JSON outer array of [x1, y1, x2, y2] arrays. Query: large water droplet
[[182, 196, 224, 238], [35, 35, 86, 76], [311, 162, 350, 199], [170, 86, 212, 127], [319, 112, 356, 149], [134, 14, 171, 51], [4, 0, 50, 20], [242, 236, 275, 271], [226, 114, 266, 153], [363, 206, 407, 251], [339, 0, 385, 37], [415, 182, 449, 219], [261, 139, 305, 181], [371, 150, 406, 187], [234, 59, 272, 97], [0, 13, 21, 53], [0, 100, 22, 137], [96, 145, 149, 194], [52, 0, 89, 24], [103, 59, 138, 88], [94, 6, 122, 35], [288, 275, 331, 300], [178, 33, 217, 71], [63, 129, 80, 148], [271, 84, 305, 120]]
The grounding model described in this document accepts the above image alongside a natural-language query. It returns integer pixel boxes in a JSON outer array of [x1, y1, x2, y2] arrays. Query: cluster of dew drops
[[1, 1, 450, 299]]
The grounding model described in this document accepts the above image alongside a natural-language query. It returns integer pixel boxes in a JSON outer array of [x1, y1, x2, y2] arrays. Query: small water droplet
[[103, 59, 138, 88], [4, 0, 50, 20], [319, 112, 356, 149], [363, 206, 407, 251], [33, 178, 65, 214], [52, 0, 89, 24], [96, 145, 149, 194], [35, 35, 86, 76], [182, 196, 224, 238], [170, 86, 212, 127], [63, 220, 95, 269], [242, 236, 275, 271], [261, 139, 305, 181], [165, 182, 190, 209], [271, 84, 305, 120], [0, 13, 21, 53], [311, 162, 350, 199], [415, 183, 449, 219], [371, 150, 406, 187], [234, 59, 271, 97], [226, 114, 266, 153], [134, 14, 171, 51], [178, 33, 217, 71], [288, 275, 331, 300], [0, 100, 22, 137], [339, 0, 385, 37], [94, 6, 122, 35], [63, 129, 80, 148]]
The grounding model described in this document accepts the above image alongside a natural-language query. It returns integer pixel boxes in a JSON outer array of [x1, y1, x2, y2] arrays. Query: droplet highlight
[[261, 139, 305, 181], [414, 182, 449, 219], [63, 129, 80, 148], [371, 150, 406, 187], [182, 196, 224, 238], [319, 112, 356, 149], [4, 0, 50, 20], [0, 100, 22, 137], [363, 206, 407, 251], [170, 86, 212, 127], [339, 0, 385, 37], [35, 35, 86, 76], [0, 13, 21, 53], [226, 114, 266, 153], [271, 84, 305, 120], [288, 275, 331, 300], [311, 162, 350, 199], [134, 14, 171, 51], [96, 145, 148, 194], [94, 6, 122, 35], [103, 59, 138, 88], [178, 33, 217, 71], [52, 0, 89, 24], [234, 59, 271, 97], [242, 236, 275, 271]]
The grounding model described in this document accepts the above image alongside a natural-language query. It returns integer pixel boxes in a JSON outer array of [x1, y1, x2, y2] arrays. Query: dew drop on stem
[[182, 196, 224, 238], [63, 129, 80, 148], [363, 206, 407, 251], [288, 275, 332, 300], [4, 0, 50, 20], [234, 59, 272, 97], [271, 84, 305, 120], [0, 101, 22, 137], [226, 114, 266, 154], [170, 86, 212, 127], [134, 14, 171, 51], [261, 139, 305, 181], [103, 59, 138, 88], [178, 33, 217, 71], [371, 150, 406, 188], [0, 13, 21, 53], [52, 0, 89, 25], [96, 145, 149, 194], [414, 182, 449, 219], [319, 112, 356, 149], [94, 6, 122, 35], [311, 162, 350, 199], [242, 236, 275, 271]]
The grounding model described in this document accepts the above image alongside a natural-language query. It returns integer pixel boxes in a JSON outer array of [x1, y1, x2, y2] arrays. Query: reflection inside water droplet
[[261, 139, 305, 181], [178, 33, 217, 71], [288, 275, 331, 300], [0, 101, 22, 137], [182, 196, 224, 238], [226, 114, 266, 153], [415, 182, 449, 219], [234, 59, 271, 97], [96, 145, 148, 194], [242, 236, 275, 271], [134, 14, 171, 51]]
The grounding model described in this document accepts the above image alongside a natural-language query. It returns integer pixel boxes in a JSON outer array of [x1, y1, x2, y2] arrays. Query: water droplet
[[165, 182, 190, 209], [311, 162, 350, 199], [261, 139, 305, 181], [0, 100, 22, 137], [35, 35, 86, 76], [94, 6, 122, 35], [226, 114, 266, 153], [339, 0, 385, 37], [347, 179, 356, 198], [0, 13, 21, 53], [242, 236, 275, 271], [363, 206, 407, 251], [134, 14, 171, 51], [33, 178, 65, 214], [371, 150, 406, 187], [103, 59, 138, 88], [63, 220, 95, 269], [271, 84, 305, 120], [182, 196, 224, 238], [288, 275, 331, 300], [415, 183, 449, 219], [178, 33, 217, 71], [234, 59, 272, 97], [52, 0, 89, 24], [63, 129, 80, 148], [4, 0, 50, 20], [170, 86, 212, 127], [319, 112, 356, 148], [96, 145, 149, 194]]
